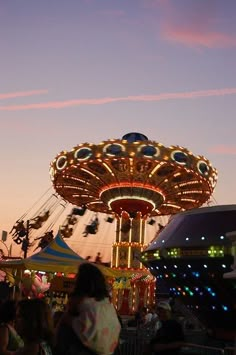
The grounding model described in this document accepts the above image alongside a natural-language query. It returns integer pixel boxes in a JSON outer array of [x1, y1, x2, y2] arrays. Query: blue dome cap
[[122, 132, 148, 143]]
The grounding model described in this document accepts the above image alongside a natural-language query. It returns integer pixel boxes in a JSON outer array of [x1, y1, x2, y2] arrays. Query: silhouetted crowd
[[0, 263, 185, 355], [0, 263, 121, 355]]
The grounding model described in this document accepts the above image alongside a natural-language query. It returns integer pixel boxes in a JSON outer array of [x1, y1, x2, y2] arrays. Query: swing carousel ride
[[48, 132, 217, 314], [8, 191, 68, 255]]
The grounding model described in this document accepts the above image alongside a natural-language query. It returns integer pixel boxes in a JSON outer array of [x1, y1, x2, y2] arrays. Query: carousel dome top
[[50, 135, 218, 217], [122, 132, 148, 142]]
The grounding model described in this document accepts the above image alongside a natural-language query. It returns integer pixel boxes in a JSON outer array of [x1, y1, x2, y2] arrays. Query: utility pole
[[23, 220, 30, 259]]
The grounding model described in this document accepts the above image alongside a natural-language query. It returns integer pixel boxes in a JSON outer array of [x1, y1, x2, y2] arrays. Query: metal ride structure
[[141, 205, 236, 340], [9, 191, 69, 257], [50, 132, 217, 314]]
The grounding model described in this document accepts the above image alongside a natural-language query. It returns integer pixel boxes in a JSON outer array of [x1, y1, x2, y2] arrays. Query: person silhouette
[[95, 252, 102, 264], [145, 301, 184, 355], [54, 263, 121, 355], [10, 220, 26, 237]]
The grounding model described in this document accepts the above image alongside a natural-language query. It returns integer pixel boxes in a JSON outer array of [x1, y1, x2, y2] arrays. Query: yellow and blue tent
[[24, 232, 85, 273], [0, 233, 151, 278], [0, 233, 84, 273]]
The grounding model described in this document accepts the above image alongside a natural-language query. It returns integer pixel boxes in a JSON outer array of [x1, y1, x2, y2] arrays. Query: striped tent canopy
[[0, 232, 84, 273], [24, 232, 85, 273], [0, 233, 151, 278]]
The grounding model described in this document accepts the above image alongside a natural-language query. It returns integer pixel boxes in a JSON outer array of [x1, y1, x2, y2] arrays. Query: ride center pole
[[24, 220, 30, 259]]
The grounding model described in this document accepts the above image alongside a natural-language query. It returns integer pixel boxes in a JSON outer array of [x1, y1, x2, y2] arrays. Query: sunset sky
[[1, 0, 236, 260]]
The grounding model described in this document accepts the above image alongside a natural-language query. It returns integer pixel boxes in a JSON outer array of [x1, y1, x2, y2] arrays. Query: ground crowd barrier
[[118, 331, 236, 355]]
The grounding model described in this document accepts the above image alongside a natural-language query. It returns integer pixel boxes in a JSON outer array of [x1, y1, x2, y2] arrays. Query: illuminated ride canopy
[[49, 132, 218, 315], [141, 205, 236, 338], [50, 132, 217, 217]]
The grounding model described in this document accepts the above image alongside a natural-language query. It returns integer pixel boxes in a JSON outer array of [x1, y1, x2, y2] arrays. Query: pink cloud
[[0, 89, 48, 100], [163, 25, 236, 48], [209, 145, 236, 155], [157, 1, 236, 49], [1, 88, 236, 111]]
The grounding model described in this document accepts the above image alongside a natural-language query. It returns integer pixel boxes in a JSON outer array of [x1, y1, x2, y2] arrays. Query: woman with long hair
[[55, 262, 121, 355], [0, 300, 23, 354], [14, 298, 54, 355]]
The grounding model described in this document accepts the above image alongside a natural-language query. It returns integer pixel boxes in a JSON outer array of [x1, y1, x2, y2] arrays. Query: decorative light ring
[[56, 155, 67, 170], [103, 143, 125, 156], [107, 196, 156, 210], [49, 167, 55, 180], [74, 147, 93, 161], [138, 144, 160, 157], [209, 176, 216, 188], [162, 203, 182, 209], [171, 150, 188, 165], [197, 161, 210, 176]]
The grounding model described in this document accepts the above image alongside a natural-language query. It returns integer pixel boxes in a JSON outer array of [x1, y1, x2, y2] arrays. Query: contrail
[[0, 88, 236, 111], [0, 89, 48, 100], [209, 145, 236, 155]]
